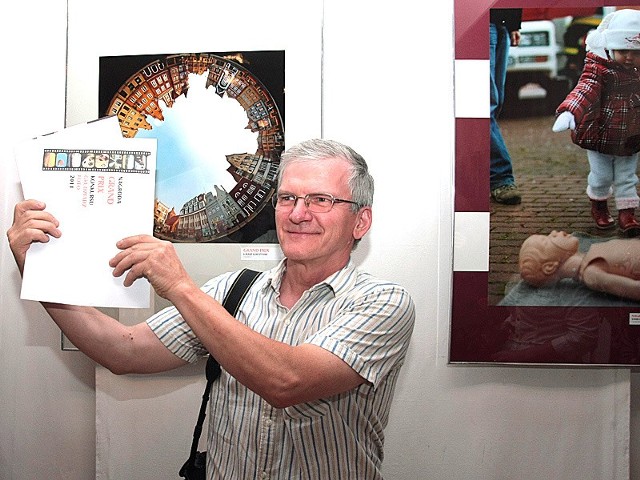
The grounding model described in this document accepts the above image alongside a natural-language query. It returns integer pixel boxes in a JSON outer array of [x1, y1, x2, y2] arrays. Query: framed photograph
[[450, 0, 640, 366], [64, 1, 321, 256], [65, 2, 321, 248], [99, 51, 284, 244]]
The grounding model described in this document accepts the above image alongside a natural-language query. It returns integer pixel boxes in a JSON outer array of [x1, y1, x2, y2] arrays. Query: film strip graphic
[[42, 149, 151, 173]]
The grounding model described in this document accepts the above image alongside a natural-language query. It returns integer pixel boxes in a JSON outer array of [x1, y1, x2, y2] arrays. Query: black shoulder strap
[[185, 269, 260, 466], [205, 268, 260, 380]]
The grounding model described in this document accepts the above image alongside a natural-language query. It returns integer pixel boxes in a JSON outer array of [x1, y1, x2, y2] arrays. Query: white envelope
[[15, 116, 157, 308]]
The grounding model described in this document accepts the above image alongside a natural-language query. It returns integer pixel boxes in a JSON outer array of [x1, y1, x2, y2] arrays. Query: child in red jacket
[[553, 9, 640, 236]]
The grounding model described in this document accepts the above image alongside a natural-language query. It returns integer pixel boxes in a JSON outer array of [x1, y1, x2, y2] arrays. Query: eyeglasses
[[271, 193, 360, 213]]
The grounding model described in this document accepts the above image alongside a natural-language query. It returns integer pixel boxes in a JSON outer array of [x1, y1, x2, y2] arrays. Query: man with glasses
[[7, 138, 415, 480]]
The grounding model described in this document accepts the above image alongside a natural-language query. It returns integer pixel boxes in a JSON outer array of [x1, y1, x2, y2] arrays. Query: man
[[7, 139, 416, 479], [490, 8, 523, 204]]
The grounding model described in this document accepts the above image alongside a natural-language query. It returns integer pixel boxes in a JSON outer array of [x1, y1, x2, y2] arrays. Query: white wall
[[0, 2, 96, 479], [0, 1, 637, 479]]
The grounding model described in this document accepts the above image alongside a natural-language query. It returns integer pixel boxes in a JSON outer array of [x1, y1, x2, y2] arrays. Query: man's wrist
[[167, 277, 201, 305]]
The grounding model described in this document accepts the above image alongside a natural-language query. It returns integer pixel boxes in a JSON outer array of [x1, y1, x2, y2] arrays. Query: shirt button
[[264, 418, 273, 426], [261, 472, 268, 479]]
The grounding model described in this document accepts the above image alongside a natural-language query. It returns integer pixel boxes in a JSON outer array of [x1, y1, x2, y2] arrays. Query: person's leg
[[490, 23, 520, 204], [586, 150, 615, 229], [586, 150, 614, 200], [612, 154, 640, 236], [612, 154, 640, 209], [491, 23, 508, 118]]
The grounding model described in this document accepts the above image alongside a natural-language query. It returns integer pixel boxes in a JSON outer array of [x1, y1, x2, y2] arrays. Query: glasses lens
[[273, 194, 297, 210], [306, 194, 334, 212]]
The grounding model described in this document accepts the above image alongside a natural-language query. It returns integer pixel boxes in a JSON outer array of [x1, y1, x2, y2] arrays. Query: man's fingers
[[8, 215, 61, 246], [110, 248, 146, 278], [116, 234, 157, 249], [122, 266, 146, 287], [12, 202, 60, 233]]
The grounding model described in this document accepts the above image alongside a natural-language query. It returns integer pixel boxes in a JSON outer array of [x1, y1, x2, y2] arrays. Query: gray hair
[[277, 139, 374, 212]]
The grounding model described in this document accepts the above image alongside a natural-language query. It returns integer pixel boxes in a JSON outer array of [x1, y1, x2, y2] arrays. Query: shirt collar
[[265, 258, 358, 296]]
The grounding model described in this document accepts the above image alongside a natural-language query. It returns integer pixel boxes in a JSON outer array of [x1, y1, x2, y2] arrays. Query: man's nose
[[289, 197, 312, 220]]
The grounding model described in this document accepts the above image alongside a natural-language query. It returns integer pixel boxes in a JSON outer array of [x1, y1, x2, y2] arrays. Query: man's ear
[[353, 207, 372, 240]]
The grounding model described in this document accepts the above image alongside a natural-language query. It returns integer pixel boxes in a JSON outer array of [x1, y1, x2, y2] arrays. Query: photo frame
[[99, 51, 284, 245], [450, 0, 640, 366]]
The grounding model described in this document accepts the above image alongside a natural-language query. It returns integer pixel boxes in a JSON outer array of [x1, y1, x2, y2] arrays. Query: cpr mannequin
[[519, 230, 640, 301]]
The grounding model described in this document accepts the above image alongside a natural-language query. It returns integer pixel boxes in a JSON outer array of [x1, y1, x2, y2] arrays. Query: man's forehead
[[281, 158, 349, 182]]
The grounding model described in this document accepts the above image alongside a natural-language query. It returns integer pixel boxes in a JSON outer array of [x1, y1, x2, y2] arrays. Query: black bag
[[179, 269, 260, 479], [179, 451, 207, 480]]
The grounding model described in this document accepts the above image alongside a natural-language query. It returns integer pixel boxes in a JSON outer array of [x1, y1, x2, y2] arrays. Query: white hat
[[587, 9, 640, 51]]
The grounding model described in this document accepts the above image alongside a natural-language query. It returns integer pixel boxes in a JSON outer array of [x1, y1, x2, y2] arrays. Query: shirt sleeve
[[145, 271, 238, 363], [305, 283, 416, 388]]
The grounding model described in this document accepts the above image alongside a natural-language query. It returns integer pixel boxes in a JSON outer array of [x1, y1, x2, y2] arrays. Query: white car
[[504, 19, 571, 115]]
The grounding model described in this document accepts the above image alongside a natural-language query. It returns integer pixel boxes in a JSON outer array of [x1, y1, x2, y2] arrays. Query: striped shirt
[[147, 259, 415, 480]]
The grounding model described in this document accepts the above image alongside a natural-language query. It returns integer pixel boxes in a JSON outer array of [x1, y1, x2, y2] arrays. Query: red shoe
[[590, 200, 615, 229], [618, 208, 640, 237]]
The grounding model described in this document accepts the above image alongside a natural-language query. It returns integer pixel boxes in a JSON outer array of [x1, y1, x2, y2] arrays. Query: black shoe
[[491, 184, 521, 205]]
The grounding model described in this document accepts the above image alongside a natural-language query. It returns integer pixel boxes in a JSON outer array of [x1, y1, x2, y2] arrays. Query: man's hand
[[109, 234, 196, 300], [6, 200, 61, 274]]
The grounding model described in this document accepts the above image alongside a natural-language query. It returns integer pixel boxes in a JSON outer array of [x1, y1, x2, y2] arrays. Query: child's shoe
[[590, 200, 615, 229], [618, 208, 640, 237]]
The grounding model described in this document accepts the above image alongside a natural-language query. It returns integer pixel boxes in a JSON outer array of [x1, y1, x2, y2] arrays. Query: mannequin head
[[519, 231, 580, 286]]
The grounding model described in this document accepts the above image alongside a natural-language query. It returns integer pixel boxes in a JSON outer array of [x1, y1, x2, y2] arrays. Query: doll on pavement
[[553, 9, 640, 236], [519, 230, 640, 301]]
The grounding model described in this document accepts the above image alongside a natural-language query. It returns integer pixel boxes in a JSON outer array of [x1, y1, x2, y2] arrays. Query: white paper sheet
[[16, 117, 157, 308]]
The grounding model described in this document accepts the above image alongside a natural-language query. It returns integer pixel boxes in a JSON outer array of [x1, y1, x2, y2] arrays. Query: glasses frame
[[271, 192, 361, 213]]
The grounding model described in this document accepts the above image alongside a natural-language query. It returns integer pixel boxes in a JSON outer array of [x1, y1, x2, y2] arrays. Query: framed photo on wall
[[98, 51, 284, 245], [450, 0, 640, 366], [63, 0, 321, 269]]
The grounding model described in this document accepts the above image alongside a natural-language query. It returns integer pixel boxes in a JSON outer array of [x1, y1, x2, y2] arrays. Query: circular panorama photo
[[100, 51, 285, 243]]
